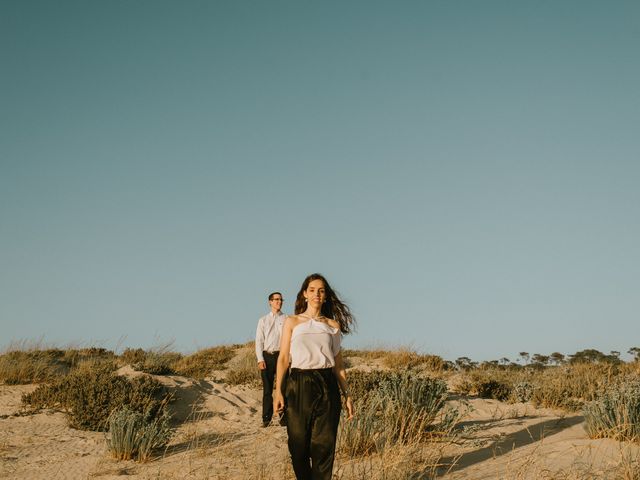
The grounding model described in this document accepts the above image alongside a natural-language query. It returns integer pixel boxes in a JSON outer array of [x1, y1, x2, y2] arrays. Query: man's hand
[[258, 361, 266, 370]]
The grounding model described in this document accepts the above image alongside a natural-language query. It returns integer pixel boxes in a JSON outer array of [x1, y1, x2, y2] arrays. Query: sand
[[1, 371, 638, 479]]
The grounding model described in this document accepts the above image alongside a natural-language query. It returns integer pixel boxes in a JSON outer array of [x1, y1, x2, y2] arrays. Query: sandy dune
[[1, 373, 638, 479]]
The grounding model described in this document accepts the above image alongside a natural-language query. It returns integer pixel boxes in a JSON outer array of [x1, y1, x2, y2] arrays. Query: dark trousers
[[261, 351, 279, 423], [285, 368, 341, 480]]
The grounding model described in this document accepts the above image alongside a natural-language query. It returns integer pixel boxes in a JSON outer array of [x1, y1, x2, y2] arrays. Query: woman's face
[[304, 279, 326, 308]]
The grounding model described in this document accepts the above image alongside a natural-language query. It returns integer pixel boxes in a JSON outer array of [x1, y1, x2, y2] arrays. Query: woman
[[274, 273, 355, 480]]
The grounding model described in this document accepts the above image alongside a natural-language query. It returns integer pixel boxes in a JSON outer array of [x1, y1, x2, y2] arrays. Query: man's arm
[[255, 317, 266, 368]]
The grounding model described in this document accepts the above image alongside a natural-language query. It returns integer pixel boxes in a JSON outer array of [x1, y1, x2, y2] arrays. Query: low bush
[[338, 371, 459, 457], [477, 380, 512, 401], [512, 381, 535, 403], [107, 406, 171, 462], [450, 368, 519, 399], [584, 380, 640, 442], [22, 363, 171, 431], [173, 346, 235, 379], [347, 370, 397, 400]]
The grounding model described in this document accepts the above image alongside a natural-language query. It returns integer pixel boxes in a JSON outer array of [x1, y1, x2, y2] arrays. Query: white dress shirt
[[255, 311, 286, 363]]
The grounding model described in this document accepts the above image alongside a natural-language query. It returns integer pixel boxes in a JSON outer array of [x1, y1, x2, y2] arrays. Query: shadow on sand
[[432, 415, 585, 478]]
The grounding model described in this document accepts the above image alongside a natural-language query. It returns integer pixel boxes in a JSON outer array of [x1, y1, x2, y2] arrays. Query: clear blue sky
[[2, 1, 639, 361]]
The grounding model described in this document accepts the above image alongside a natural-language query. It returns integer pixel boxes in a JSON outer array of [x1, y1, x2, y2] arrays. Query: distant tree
[[549, 352, 565, 365], [531, 353, 549, 366], [629, 347, 640, 362], [569, 348, 620, 364], [519, 352, 530, 364], [455, 356, 475, 370], [610, 351, 620, 359], [480, 360, 499, 369], [499, 357, 510, 366]]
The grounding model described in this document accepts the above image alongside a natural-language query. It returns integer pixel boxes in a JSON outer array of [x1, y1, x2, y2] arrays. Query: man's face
[[269, 295, 283, 311]]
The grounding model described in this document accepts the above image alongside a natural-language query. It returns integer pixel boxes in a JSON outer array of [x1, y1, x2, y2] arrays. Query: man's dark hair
[[268, 292, 282, 301]]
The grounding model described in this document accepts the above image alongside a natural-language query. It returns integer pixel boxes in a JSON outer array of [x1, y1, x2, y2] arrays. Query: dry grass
[[450, 362, 620, 410], [225, 347, 261, 386], [343, 346, 448, 375], [0, 342, 117, 385], [172, 346, 235, 379]]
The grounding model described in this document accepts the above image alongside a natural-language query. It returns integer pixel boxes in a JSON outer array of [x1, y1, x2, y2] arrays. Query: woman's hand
[[344, 396, 354, 420], [274, 391, 285, 415]]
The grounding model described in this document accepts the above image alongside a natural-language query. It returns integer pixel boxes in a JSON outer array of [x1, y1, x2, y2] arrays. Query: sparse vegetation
[[22, 362, 171, 431], [584, 379, 640, 442], [6, 341, 640, 477]]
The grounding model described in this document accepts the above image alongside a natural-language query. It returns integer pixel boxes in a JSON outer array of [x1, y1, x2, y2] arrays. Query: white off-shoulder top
[[290, 318, 341, 369]]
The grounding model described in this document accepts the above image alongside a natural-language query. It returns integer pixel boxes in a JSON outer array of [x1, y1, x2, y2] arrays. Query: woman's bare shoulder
[[285, 314, 304, 325], [326, 318, 340, 329]]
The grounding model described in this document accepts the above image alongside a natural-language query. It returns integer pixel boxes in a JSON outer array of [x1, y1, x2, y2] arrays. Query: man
[[255, 291, 286, 427]]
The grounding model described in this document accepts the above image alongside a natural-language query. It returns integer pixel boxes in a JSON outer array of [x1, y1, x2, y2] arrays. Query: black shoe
[[262, 420, 271, 428]]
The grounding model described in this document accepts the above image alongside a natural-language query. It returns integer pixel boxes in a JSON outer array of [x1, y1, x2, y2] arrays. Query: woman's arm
[[273, 316, 293, 415], [333, 351, 354, 419]]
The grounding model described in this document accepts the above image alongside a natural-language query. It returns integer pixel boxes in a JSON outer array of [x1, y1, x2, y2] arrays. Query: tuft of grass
[[22, 362, 171, 431], [107, 406, 171, 462], [584, 379, 640, 442]]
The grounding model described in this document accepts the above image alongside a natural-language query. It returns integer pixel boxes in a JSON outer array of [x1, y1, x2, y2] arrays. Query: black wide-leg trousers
[[261, 351, 279, 424], [285, 367, 341, 480]]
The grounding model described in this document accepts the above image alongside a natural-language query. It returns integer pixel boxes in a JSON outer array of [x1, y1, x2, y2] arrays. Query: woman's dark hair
[[294, 273, 355, 334]]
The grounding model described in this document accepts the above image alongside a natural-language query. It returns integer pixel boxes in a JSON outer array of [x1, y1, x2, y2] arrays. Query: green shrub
[[477, 380, 512, 401], [511, 381, 534, 403], [339, 371, 459, 457], [22, 363, 171, 431], [347, 370, 396, 400], [107, 407, 171, 462], [584, 380, 640, 442]]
